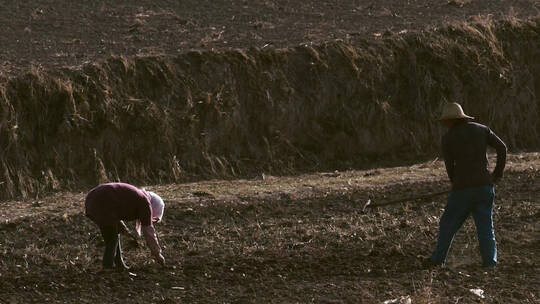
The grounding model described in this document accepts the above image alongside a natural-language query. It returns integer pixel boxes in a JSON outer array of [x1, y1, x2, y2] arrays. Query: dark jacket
[[442, 121, 507, 190], [85, 183, 153, 227]]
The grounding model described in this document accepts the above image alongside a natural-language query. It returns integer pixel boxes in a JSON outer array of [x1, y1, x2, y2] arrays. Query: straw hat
[[438, 102, 474, 121]]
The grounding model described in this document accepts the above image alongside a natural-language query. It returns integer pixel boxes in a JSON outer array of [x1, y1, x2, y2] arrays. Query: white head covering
[[136, 190, 165, 236], [147, 191, 164, 223]]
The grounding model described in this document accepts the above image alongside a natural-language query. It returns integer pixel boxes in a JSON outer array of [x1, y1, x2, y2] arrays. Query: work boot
[[421, 257, 444, 269], [481, 263, 496, 272], [97, 267, 116, 275]]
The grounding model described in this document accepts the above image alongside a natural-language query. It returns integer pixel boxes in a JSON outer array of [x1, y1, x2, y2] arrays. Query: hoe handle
[[363, 190, 450, 211]]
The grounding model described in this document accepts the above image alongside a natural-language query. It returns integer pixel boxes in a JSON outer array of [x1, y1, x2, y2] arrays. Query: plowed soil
[[1, 153, 538, 303], [0, 0, 538, 76]]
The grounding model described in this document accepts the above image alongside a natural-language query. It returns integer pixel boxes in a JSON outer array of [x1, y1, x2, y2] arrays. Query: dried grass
[[0, 17, 538, 199]]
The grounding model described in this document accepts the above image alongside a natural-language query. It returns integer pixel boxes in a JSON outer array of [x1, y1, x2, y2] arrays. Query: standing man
[[85, 182, 166, 270], [428, 102, 506, 268]]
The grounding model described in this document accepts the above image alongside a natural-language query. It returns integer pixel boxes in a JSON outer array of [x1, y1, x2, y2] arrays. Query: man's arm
[[441, 136, 455, 183], [487, 128, 507, 183], [141, 225, 165, 266]]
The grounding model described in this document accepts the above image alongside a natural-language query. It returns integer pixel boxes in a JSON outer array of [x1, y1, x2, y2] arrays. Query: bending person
[[85, 182, 165, 270]]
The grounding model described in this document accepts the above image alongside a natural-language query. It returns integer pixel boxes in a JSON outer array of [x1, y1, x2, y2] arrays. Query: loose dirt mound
[[0, 153, 538, 303], [1, 17, 539, 199]]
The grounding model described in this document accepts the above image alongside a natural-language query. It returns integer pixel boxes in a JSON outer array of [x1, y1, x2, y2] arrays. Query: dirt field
[[1, 0, 538, 76], [1, 0, 539, 303], [0, 153, 538, 303]]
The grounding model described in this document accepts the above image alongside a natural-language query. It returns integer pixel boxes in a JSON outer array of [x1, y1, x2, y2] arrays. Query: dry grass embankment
[[0, 17, 538, 199]]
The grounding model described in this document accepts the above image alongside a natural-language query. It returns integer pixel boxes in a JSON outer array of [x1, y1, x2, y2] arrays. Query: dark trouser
[[430, 185, 497, 267], [99, 224, 126, 269]]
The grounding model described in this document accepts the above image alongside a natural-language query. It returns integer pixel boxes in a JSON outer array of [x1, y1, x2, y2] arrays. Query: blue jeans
[[430, 185, 497, 267]]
